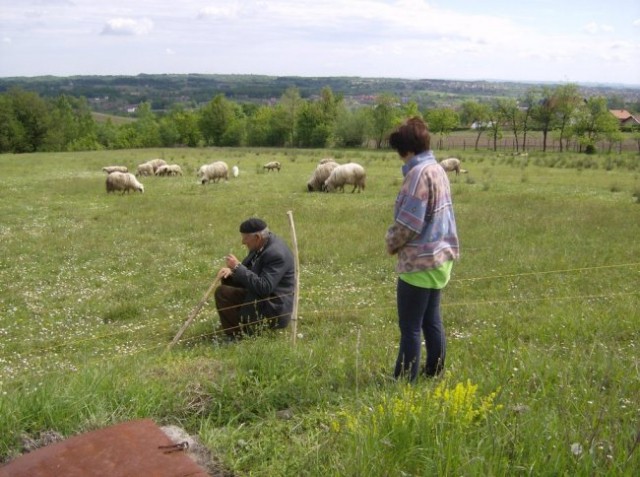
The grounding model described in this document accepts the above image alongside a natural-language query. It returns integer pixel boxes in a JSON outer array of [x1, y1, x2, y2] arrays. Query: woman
[[385, 117, 460, 382]]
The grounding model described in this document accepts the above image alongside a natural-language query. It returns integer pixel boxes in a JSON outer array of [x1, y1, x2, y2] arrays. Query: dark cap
[[239, 218, 267, 234]]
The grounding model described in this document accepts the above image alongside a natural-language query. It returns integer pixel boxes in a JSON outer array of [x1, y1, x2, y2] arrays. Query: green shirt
[[399, 260, 453, 289]]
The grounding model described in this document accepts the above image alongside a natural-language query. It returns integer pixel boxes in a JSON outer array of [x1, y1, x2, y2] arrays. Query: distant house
[[609, 109, 640, 127], [470, 121, 494, 129]]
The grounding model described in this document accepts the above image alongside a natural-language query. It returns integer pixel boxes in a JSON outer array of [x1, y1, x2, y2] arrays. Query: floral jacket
[[385, 151, 460, 273]]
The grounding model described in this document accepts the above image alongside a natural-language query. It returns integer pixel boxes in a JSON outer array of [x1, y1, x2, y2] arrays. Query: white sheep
[[135, 162, 154, 177], [155, 164, 183, 176], [263, 161, 281, 172], [232, 165, 239, 178], [166, 164, 183, 176], [307, 161, 339, 192], [155, 165, 169, 176], [106, 172, 144, 194], [439, 157, 462, 176], [102, 166, 128, 174], [198, 161, 229, 184], [147, 158, 167, 172], [136, 158, 167, 177], [318, 157, 336, 165], [324, 162, 366, 193]]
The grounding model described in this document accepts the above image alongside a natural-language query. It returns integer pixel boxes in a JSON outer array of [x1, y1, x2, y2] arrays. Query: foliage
[[570, 97, 623, 152], [199, 94, 239, 146], [370, 93, 401, 149], [426, 108, 460, 149], [553, 84, 583, 152], [0, 83, 638, 154], [334, 107, 371, 148], [460, 100, 491, 150]]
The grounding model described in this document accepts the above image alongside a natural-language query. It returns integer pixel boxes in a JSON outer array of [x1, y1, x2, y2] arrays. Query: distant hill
[[1, 74, 639, 116]]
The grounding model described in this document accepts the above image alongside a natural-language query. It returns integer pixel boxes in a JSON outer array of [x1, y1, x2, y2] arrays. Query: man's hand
[[217, 267, 234, 279], [225, 254, 240, 269]]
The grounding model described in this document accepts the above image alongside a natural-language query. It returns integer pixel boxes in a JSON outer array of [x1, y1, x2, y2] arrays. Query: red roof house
[[609, 109, 640, 127]]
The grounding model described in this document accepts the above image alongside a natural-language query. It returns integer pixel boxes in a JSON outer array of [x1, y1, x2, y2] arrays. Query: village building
[[609, 109, 640, 127]]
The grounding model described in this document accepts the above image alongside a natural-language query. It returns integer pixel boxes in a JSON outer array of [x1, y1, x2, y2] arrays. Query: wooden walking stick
[[168, 275, 221, 349], [287, 210, 300, 346]]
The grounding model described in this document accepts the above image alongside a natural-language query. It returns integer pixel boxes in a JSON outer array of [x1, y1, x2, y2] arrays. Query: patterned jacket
[[385, 151, 459, 273]]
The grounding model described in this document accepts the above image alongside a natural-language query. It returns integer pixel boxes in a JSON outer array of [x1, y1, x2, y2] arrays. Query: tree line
[[0, 83, 635, 154]]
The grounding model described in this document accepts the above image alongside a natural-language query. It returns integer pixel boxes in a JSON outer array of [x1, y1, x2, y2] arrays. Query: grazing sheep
[[319, 157, 336, 165], [232, 165, 239, 178], [263, 161, 281, 172], [147, 158, 167, 172], [102, 166, 128, 174], [307, 161, 339, 192], [166, 164, 183, 176], [136, 158, 167, 177], [439, 157, 461, 176], [198, 161, 229, 184], [324, 162, 366, 193], [135, 162, 154, 177], [155, 165, 169, 176], [106, 172, 144, 194], [155, 164, 183, 176]]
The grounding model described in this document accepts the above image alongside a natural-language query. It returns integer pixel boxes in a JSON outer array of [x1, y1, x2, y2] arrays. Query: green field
[[0, 147, 639, 475]]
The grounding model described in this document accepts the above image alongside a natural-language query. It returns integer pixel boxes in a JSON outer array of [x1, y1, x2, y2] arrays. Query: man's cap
[[240, 218, 267, 234]]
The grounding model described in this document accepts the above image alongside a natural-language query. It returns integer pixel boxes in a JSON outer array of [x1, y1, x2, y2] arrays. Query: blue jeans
[[394, 278, 446, 381]]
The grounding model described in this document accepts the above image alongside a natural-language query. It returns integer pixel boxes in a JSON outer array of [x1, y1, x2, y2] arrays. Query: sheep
[[155, 165, 170, 176], [147, 158, 167, 172], [197, 161, 229, 184], [135, 162, 154, 177], [439, 157, 462, 176], [136, 158, 167, 177], [263, 161, 281, 172], [102, 166, 128, 174], [166, 164, 183, 176], [106, 172, 144, 194], [232, 165, 239, 178], [324, 162, 366, 193], [319, 157, 336, 165], [155, 164, 183, 176], [307, 160, 339, 192]]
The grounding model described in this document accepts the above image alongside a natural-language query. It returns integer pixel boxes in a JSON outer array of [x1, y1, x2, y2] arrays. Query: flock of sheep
[[102, 156, 465, 195]]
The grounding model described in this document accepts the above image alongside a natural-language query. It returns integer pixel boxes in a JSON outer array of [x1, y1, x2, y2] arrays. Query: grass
[[0, 147, 639, 475]]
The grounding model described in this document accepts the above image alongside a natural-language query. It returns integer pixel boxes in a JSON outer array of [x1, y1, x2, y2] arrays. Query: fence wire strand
[[3, 261, 639, 382]]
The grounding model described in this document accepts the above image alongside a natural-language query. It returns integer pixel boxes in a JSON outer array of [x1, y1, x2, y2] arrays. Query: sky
[[1, 0, 639, 86]]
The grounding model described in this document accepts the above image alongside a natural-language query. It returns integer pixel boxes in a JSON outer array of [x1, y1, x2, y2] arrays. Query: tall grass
[[1, 148, 639, 475]]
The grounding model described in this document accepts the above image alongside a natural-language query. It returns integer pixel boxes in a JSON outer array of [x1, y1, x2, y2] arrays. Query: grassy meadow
[[0, 147, 639, 475]]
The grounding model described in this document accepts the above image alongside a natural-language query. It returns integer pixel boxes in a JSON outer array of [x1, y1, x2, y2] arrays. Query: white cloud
[[2, 37, 12, 44], [583, 21, 614, 34], [101, 17, 154, 36], [1, 0, 638, 84], [197, 5, 240, 20]]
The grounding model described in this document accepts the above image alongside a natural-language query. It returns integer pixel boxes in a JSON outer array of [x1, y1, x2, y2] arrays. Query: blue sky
[[1, 0, 639, 85]]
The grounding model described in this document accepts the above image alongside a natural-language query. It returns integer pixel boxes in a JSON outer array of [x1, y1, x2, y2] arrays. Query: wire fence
[[437, 135, 639, 153], [2, 261, 638, 385]]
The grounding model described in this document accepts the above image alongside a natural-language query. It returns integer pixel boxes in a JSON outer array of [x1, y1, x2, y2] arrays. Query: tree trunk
[[474, 130, 483, 150]]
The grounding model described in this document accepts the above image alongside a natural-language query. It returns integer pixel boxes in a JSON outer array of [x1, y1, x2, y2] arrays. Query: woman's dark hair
[[388, 117, 431, 157]]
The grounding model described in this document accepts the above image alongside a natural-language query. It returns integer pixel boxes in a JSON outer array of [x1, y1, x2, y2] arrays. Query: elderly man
[[214, 218, 296, 339]]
